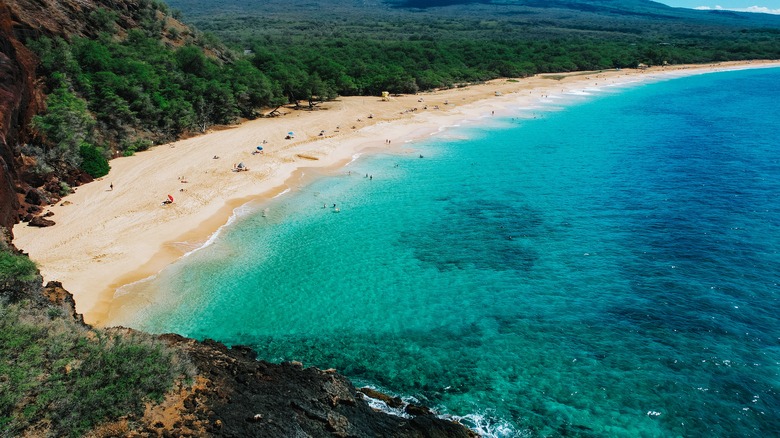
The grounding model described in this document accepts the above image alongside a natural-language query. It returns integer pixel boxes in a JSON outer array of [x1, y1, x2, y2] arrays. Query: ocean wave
[[112, 274, 157, 299], [180, 202, 255, 259], [566, 90, 592, 96], [272, 187, 291, 199], [357, 385, 525, 438], [455, 411, 529, 438]]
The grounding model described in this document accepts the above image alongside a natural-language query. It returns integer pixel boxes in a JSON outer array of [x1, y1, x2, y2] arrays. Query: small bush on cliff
[[79, 143, 111, 178], [0, 250, 38, 282], [0, 299, 194, 437]]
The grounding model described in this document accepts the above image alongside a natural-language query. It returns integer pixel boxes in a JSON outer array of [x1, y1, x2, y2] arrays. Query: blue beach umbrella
[[288, 131, 294, 136], [256, 146, 263, 151]]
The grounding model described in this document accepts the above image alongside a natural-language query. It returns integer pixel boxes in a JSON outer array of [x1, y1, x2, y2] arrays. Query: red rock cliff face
[[0, 3, 42, 232]]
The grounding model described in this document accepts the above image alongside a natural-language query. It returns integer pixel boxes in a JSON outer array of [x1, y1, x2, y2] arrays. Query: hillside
[[163, 0, 780, 105], [166, 0, 780, 39], [0, 0, 289, 231]]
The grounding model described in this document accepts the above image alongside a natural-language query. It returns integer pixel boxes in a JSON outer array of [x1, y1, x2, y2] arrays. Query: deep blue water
[[114, 68, 780, 436]]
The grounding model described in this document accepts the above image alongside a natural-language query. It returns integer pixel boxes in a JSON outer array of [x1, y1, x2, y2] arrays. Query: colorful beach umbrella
[[168, 194, 174, 202], [288, 131, 294, 135], [256, 146, 263, 151]]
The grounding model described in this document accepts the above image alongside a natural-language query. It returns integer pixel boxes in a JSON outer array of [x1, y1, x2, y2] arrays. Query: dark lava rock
[[159, 334, 477, 438], [28, 215, 55, 227], [24, 188, 42, 205], [358, 387, 405, 408], [405, 403, 433, 416]]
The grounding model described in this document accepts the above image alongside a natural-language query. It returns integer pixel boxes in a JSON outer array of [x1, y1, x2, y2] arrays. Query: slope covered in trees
[[162, 0, 780, 110], [19, 0, 284, 187]]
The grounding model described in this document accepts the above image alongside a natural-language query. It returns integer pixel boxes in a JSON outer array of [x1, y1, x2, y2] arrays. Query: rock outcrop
[[157, 335, 476, 438], [0, 2, 42, 231]]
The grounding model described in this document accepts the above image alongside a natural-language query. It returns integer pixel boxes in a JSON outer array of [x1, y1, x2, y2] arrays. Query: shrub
[[0, 300, 194, 437], [0, 250, 38, 282], [78, 143, 110, 178]]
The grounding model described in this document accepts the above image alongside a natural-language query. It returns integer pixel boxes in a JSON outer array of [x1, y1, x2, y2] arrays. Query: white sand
[[13, 60, 780, 326]]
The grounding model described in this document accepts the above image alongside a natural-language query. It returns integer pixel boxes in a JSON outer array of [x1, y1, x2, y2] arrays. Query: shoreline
[[13, 60, 780, 326]]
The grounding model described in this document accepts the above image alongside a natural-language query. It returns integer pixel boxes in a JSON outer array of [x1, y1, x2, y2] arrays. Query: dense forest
[[24, 0, 285, 181], [23, 0, 780, 181], [170, 0, 780, 99]]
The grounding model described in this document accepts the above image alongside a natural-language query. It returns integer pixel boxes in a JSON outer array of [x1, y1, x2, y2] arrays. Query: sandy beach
[[13, 60, 780, 326]]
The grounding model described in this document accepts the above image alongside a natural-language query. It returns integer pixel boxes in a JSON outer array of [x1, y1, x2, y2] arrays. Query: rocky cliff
[[0, 2, 40, 231]]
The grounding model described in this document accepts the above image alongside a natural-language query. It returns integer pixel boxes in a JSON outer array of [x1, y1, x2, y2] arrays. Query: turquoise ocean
[[114, 68, 780, 437]]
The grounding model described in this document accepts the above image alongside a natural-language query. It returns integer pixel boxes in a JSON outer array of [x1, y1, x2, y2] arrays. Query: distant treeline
[[24, 0, 780, 180], [247, 34, 780, 98]]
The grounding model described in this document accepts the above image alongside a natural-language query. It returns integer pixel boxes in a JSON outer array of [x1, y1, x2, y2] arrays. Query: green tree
[[31, 82, 96, 172], [79, 144, 111, 178]]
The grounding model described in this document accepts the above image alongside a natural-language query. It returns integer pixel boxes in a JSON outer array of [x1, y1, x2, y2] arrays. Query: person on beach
[[109, 183, 113, 191]]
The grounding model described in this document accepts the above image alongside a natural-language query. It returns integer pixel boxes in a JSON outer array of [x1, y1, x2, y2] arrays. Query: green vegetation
[[27, 31, 282, 155], [22, 0, 780, 183], [79, 144, 111, 178], [23, 0, 285, 182], [0, 297, 193, 436], [0, 250, 38, 283], [166, 0, 780, 98]]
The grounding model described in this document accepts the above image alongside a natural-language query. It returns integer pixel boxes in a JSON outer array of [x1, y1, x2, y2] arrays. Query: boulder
[[358, 387, 404, 408], [28, 215, 55, 227], [405, 403, 433, 416], [24, 188, 42, 205]]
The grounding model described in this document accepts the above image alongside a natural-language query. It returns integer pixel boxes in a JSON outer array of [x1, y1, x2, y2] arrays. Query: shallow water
[[115, 68, 780, 437]]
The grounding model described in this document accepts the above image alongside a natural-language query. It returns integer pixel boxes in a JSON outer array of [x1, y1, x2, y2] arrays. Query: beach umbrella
[[256, 146, 263, 151], [168, 194, 174, 203], [288, 131, 294, 136]]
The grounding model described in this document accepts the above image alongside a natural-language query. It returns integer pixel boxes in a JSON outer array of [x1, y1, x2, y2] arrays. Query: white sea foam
[[113, 274, 157, 299], [455, 411, 529, 438], [361, 396, 411, 419], [358, 389, 525, 437], [180, 202, 254, 259], [272, 187, 291, 199]]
